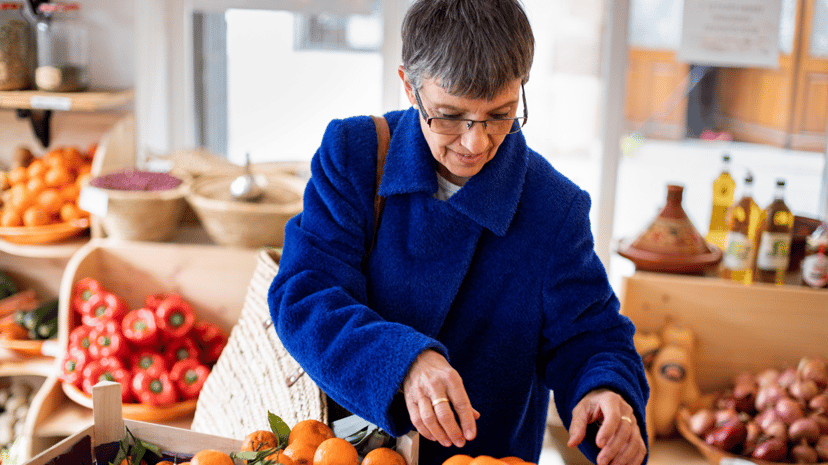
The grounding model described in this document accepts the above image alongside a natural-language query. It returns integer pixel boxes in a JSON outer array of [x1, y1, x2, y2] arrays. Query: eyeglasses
[[413, 84, 528, 135]]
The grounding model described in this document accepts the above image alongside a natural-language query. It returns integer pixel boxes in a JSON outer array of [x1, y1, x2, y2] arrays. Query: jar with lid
[[35, 2, 88, 92], [0, 2, 33, 90]]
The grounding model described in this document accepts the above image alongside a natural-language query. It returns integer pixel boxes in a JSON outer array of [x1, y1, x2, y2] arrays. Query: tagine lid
[[616, 184, 722, 274]]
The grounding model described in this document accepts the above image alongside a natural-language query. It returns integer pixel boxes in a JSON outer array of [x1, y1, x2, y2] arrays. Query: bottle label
[[802, 254, 828, 288], [723, 232, 752, 271], [756, 231, 792, 270]]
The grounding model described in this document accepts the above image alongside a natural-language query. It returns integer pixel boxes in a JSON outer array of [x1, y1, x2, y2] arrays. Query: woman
[[268, 1, 648, 464]]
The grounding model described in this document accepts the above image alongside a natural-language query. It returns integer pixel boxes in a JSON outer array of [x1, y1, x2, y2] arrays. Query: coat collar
[[380, 108, 528, 236]]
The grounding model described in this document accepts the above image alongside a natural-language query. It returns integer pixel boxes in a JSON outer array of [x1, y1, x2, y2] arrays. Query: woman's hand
[[567, 388, 647, 465], [402, 349, 480, 448]]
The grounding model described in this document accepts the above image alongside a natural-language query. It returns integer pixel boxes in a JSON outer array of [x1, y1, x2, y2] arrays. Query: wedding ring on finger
[[431, 397, 450, 407], [620, 416, 633, 424]]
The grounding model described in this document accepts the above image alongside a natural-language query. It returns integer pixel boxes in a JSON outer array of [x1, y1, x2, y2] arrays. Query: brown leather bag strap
[[366, 115, 390, 261]]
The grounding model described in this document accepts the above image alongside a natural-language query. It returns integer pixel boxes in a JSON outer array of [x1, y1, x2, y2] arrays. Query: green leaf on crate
[[268, 411, 291, 448], [110, 426, 162, 465], [231, 447, 280, 464]]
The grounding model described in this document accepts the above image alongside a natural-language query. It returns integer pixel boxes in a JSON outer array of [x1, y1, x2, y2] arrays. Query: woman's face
[[400, 68, 523, 186]]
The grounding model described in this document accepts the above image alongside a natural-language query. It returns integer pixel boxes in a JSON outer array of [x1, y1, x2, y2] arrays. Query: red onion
[[756, 384, 786, 412], [752, 438, 788, 462], [810, 391, 828, 413], [811, 413, 828, 435], [776, 397, 805, 424], [790, 417, 822, 443], [757, 368, 781, 387], [799, 357, 828, 389], [791, 440, 819, 463], [791, 379, 820, 403], [764, 420, 789, 442], [779, 367, 798, 389], [757, 408, 781, 430], [816, 435, 828, 461], [689, 409, 716, 436]]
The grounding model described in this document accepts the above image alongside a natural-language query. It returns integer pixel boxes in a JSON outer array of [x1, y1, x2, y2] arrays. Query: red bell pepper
[[81, 290, 129, 326], [88, 320, 128, 361], [144, 292, 170, 311], [68, 324, 94, 357], [121, 308, 159, 347], [82, 356, 132, 402], [169, 359, 210, 400], [59, 348, 88, 388], [164, 337, 201, 368], [190, 321, 228, 365], [130, 351, 167, 377], [71, 277, 107, 314], [155, 294, 196, 339], [131, 370, 178, 406]]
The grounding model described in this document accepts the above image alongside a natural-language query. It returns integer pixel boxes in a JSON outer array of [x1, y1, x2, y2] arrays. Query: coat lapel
[[366, 109, 529, 336]]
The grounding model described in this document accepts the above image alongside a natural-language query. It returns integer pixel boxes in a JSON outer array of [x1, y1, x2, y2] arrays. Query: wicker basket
[[186, 173, 304, 248], [90, 169, 190, 242], [191, 249, 327, 438]]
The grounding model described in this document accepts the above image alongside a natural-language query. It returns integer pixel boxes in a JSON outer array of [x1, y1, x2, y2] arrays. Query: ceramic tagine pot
[[617, 184, 722, 274]]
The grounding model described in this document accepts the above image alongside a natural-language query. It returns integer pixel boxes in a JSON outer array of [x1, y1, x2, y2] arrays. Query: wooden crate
[[25, 381, 418, 465], [620, 271, 828, 392], [25, 239, 260, 458]]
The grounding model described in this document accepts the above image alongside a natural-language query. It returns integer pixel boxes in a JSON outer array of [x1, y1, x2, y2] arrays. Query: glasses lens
[[429, 118, 525, 135], [430, 119, 465, 135]]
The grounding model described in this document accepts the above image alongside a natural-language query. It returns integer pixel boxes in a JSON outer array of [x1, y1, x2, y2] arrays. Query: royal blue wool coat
[[268, 107, 649, 465]]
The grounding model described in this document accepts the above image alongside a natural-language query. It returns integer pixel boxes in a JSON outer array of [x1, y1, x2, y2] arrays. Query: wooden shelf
[[37, 399, 195, 438], [0, 89, 134, 111], [0, 353, 54, 378], [0, 236, 91, 259]]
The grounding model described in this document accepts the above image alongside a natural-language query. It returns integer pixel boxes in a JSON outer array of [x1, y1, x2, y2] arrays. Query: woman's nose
[[460, 122, 490, 154]]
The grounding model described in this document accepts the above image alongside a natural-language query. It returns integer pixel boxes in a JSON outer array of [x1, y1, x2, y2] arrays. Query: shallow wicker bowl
[[89, 170, 190, 242], [186, 173, 304, 248]]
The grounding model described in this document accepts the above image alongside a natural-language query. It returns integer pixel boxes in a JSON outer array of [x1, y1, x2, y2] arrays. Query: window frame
[[134, 0, 405, 165]]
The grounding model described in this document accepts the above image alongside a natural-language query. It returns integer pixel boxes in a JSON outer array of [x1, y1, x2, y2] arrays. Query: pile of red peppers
[[59, 277, 228, 406]]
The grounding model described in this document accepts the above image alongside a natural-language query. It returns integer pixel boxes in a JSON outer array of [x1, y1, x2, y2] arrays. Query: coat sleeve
[[539, 189, 650, 463], [268, 116, 446, 435]]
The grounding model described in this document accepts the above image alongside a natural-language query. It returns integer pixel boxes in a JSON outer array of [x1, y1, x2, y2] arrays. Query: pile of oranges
[[443, 454, 536, 465], [237, 419, 406, 465], [0, 145, 94, 228]]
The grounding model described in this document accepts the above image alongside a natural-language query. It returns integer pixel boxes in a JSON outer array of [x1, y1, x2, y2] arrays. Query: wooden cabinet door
[[625, 48, 690, 139], [790, 0, 828, 151]]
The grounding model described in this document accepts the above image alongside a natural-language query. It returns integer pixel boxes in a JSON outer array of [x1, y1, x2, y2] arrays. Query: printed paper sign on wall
[[678, 0, 782, 68]]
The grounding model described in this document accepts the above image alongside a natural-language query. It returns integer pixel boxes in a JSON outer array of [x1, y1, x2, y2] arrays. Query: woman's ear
[[398, 66, 418, 108]]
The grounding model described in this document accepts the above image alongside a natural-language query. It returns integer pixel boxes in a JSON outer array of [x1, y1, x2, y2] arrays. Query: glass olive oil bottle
[[754, 179, 794, 285], [721, 173, 761, 284], [705, 153, 735, 252]]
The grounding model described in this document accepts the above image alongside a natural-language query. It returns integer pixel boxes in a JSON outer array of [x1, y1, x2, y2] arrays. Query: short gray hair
[[401, 0, 534, 100]]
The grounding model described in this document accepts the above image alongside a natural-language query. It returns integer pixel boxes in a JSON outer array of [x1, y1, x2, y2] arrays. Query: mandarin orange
[[36, 188, 63, 217], [443, 455, 474, 465], [8, 166, 28, 185], [241, 430, 281, 463], [499, 457, 527, 465], [362, 447, 407, 465], [189, 449, 234, 465], [44, 166, 71, 187], [468, 456, 507, 465], [288, 419, 335, 449], [22, 206, 48, 227], [27, 159, 47, 178], [281, 440, 315, 465], [312, 438, 358, 465], [1, 208, 22, 227]]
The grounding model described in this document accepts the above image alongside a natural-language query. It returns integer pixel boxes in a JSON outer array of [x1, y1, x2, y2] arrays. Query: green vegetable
[[0, 272, 17, 300], [34, 315, 58, 340], [25, 299, 58, 339]]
